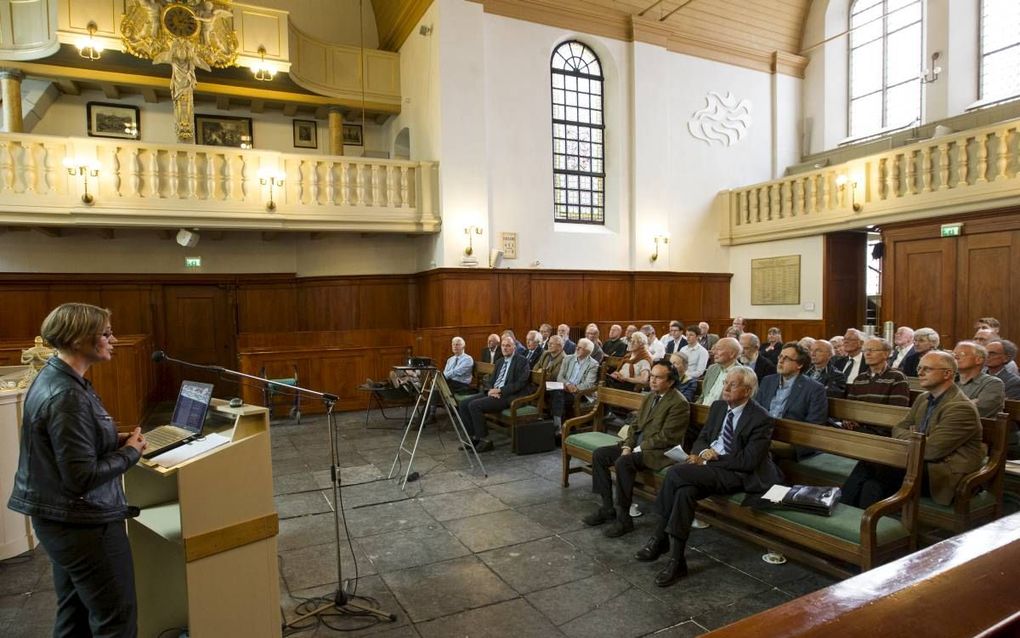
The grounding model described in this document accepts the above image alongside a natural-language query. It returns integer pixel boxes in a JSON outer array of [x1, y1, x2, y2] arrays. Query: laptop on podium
[[143, 380, 215, 460]]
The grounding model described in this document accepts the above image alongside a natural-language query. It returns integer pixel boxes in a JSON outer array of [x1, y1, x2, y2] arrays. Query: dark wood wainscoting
[[881, 208, 1020, 346]]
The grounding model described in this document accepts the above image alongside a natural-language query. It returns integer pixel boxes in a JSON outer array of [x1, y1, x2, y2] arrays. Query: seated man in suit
[[584, 323, 606, 362], [662, 320, 686, 356], [524, 330, 544, 369], [901, 327, 939, 377], [458, 335, 532, 452], [839, 328, 866, 384], [889, 326, 914, 370], [738, 332, 776, 382], [535, 334, 565, 381], [805, 339, 847, 398], [841, 350, 984, 508], [583, 361, 689, 538], [558, 324, 577, 355], [443, 336, 475, 392], [638, 365, 782, 587], [602, 324, 628, 357], [698, 321, 719, 350], [549, 338, 600, 434], [954, 341, 1005, 418], [481, 333, 500, 364], [539, 323, 554, 349], [699, 337, 741, 406], [754, 342, 828, 425]]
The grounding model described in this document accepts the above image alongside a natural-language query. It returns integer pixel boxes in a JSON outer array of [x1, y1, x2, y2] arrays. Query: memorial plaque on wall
[[751, 255, 800, 305]]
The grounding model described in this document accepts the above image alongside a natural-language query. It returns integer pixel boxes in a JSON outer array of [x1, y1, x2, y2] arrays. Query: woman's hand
[[120, 427, 147, 453]]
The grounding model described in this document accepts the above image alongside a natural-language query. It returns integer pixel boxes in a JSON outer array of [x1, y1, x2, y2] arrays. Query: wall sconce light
[[921, 51, 942, 84], [77, 22, 102, 61], [836, 174, 862, 212], [463, 225, 482, 256], [258, 168, 285, 211], [64, 158, 99, 204], [251, 46, 276, 82], [651, 234, 670, 262]]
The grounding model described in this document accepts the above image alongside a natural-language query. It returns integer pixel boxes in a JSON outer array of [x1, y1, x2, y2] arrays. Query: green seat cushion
[[454, 392, 475, 404], [715, 493, 909, 545], [920, 490, 996, 514], [784, 453, 858, 486], [565, 431, 622, 452], [501, 405, 539, 417]]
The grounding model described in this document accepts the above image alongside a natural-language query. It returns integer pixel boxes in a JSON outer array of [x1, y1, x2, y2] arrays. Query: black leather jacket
[[7, 357, 140, 524]]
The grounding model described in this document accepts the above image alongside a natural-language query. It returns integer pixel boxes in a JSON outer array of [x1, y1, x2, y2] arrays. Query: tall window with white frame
[[550, 41, 605, 224], [980, 0, 1020, 103], [848, 0, 923, 139]]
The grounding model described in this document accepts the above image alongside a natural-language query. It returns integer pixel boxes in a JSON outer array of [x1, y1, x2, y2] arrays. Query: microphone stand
[[153, 352, 396, 626]]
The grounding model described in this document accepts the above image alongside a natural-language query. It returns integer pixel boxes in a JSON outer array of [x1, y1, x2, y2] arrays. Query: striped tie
[[721, 410, 736, 454], [494, 358, 511, 388]]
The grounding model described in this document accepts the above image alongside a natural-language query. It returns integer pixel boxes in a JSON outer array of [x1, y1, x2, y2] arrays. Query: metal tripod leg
[[388, 370, 437, 488]]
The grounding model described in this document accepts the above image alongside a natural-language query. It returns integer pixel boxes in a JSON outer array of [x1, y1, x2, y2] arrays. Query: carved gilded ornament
[[121, 0, 239, 141], [11, 337, 56, 389]]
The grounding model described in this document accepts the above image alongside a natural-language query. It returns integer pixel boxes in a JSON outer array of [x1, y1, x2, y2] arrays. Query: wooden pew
[[560, 386, 644, 488]]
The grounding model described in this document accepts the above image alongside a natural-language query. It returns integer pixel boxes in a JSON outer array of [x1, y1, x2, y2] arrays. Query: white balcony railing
[[717, 118, 1020, 245], [0, 132, 439, 233]]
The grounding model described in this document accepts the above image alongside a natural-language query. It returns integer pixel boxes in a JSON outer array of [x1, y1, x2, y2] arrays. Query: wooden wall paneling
[[356, 278, 414, 330], [99, 286, 157, 337], [163, 286, 238, 398], [584, 274, 632, 321], [0, 287, 52, 339], [701, 275, 732, 321], [298, 282, 357, 331], [498, 273, 532, 338], [236, 285, 300, 333], [955, 231, 1015, 343], [416, 273, 442, 327], [891, 237, 957, 342], [530, 275, 585, 330], [823, 232, 867, 336], [441, 273, 501, 327], [47, 287, 102, 310]]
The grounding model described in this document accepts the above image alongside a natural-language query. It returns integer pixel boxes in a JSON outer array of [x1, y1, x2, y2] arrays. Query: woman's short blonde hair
[[41, 303, 111, 353]]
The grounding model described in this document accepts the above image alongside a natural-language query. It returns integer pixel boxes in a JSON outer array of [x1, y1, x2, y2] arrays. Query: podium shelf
[[134, 501, 182, 543]]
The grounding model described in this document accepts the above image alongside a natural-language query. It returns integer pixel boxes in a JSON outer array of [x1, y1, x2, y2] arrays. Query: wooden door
[[955, 231, 1020, 343], [890, 237, 957, 342], [162, 285, 237, 399]]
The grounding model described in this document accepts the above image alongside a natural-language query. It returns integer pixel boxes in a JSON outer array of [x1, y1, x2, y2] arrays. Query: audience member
[[806, 339, 847, 398], [760, 327, 783, 366], [699, 337, 741, 405], [839, 328, 866, 384], [841, 351, 983, 509], [797, 336, 816, 352], [524, 330, 543, 369], [603, 324, 629, 357], [443, 337, 475, 392], [738, 332, 776, 382], [584, 362, 690, 538], [481, 333, 500, 363], [585, 323, 606, 362], [954, 341, 1005, 418], [609, 331, 653, 390], [901, 327, 939, 377], [549, 338, 600, 434], [535, 334, 565, 381], [642, 324, 666, 361], [638, 366, 781, 587], [889, 326, 914, 369], [668, 352, 699, 402], [972, 328, 993, 346], [458, 335, 532, 452], [731, 316, 746, 334], [663, 320, 687, 356], [754, 342, 827, 425], [698, 321, 719, 349], [724, 326, 742, 339], [841, 337, 910, 433], [625, 324, 638, 338], [830, 335, 846, 358], [985, 339, 1020, 399], [558, 324, 577, 355], [501, 329, 527, 355], [975, 317, 1001, 335], [679, 326, 709, 378], [539, 323, 554, 349]]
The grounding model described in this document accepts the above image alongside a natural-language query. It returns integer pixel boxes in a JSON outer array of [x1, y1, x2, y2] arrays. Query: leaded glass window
[[551, 41, 605, 224], [980, 0, 1020, 102]]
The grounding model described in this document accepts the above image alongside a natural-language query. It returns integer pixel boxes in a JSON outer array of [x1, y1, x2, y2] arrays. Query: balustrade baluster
[[339, 162, 349, 205], [750, 188, 760, 222], [922, 148, 933, 193], [238, 154, 250, 201], [905, 150, 917, 195], [203, 152, 215, 199], [325, 161, 336, 204], [130, 148, 142, 197], [975, 133, 990, 183], [223, 154, 235, 201], [185, 152, 197, 198], [371, 165, 381, 206], [957, 139, 969, 187], [794, 178, 804, 216], [399, 166, 409, 207], [310, 160, 321, 205], [22, 142, 39, 194], [821, 173, 831, 210], [385, 166, 396, 207], [780, 181, 791, 217], [890, 156, 901, 198], [109, 146, 121, 196], [0, 142, 14, 193], [356, 164, 366, 206], [167, 151, 180, 199], [995, 129, 1010, 180], [147, 151, 160, 198], [42, 143, 58, 195], [938, 144, 950, 190]]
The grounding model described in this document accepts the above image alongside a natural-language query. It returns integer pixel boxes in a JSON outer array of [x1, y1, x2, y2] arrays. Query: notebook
[[143, 380, 214, 460]]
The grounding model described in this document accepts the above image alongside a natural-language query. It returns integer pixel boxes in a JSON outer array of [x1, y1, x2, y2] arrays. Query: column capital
[[0, 69, 25, 82]]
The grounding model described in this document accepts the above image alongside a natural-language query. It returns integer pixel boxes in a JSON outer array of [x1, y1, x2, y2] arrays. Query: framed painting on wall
[[293, 119, 317, 149], [342, 124, 363, 146], [87, 102, 140, 140], [194, 114, 254, 148]]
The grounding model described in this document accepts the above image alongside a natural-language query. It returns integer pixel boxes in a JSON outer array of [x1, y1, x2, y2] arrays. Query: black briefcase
[[514, 419, 556, 455]]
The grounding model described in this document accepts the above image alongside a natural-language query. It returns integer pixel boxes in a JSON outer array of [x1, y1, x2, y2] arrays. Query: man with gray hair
[[986, 339, 1020, 399], [738, 332, 776, 382], [889, 326, 915, 369], [806, 339, 847, 398], [641, 324, 666, 361], [585, 323, 606, 362], [443, 337, 475, 392], [602, 324, 628, 357], [902, 327, 939, 377], [549, 337, 600, 434], [557, 324, 577, 355], [637, 365, 781, 587], [699, 337, 742, 406], [953, 341, 1005, 418], [840, 328, 866, 384], [698, 322, 719, 350], [524, 330, 544, 369]]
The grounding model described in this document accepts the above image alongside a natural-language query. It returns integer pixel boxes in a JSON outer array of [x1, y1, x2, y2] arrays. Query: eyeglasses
[[916, 366, 952, 374]]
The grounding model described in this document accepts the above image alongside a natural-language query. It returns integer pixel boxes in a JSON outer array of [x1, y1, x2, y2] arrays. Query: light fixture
[[176, 228, 200, 247], [252, 46, 276, 82], [463, 225, 482, 256], [836, 174, 862, 212], [63, 158, 99, 205], [921, 51, 942, 85], [651, 234, 670, 262], [258, 167, 285, 211], [76, 22, 102, 61]]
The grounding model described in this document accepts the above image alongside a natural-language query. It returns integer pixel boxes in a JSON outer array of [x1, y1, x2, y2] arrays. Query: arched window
[[848, 0, 923, 138], [550, 41, 604, 224], [980, 0, 1020, 102]]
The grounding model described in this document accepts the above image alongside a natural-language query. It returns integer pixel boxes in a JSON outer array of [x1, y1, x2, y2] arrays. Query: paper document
[[663, 443, 688, 463], [151, 432, 231, 467], [546, 381, 564, 391], [761, 484, 792, 503]]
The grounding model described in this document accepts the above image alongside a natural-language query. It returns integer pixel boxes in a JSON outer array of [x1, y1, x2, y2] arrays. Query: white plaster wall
[[728, 235, 824, 320], [293, 233, 423, 276], [257, 0, 380, 49]]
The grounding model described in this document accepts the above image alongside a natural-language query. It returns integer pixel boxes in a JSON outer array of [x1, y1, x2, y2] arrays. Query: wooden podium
[[125, 399, 281, 638], [1, 366, 37, 560]]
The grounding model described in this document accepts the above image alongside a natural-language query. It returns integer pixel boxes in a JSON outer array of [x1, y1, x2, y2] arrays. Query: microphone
[[151, 350, 224, 373], [152, 350, 166, 363]]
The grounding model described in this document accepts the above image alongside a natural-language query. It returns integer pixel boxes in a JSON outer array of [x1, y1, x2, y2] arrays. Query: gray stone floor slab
[[558, 586, 685, 638], [380, 556, 517, 623], [344, 499, 437, 538], [482, 476, 572, 507], [418, 487, 509, 522], [278, 511, 346, 551], [477, 536, 606, 594], [278, 539, 377, 592], [443, 509, 552, 553], [416, 598, 563, 638], [524, 572, 633, 626], [275, 490, 334, 519], [357, 524, 472, 574]]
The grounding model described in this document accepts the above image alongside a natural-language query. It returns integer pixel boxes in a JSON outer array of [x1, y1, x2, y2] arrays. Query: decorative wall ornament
[[687, 91, 752, 147], [121, 0, 239, 142], [17, 337, 55, 389]]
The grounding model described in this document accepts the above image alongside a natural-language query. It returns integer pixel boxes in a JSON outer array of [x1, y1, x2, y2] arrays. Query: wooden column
[[328, 108, 344, 156], [0, 70, 25, 133]]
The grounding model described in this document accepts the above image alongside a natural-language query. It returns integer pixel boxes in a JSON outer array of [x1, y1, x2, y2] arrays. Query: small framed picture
[[293, 119, 318, 149], [194, 114, 254, 149], [342, 124, 363, 146], [87, 102, 140, 140]]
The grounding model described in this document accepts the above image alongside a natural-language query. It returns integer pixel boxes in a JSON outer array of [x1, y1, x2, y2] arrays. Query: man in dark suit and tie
[[754, 342, 828, 425], [805, 339, 848, 398], [738, 332, 776, 382], [523, 330, 543, 369], [480, 333, 500, 364], [636, 365, 782, 587], [458, 335, 532, 452], [583, 361, 689, 538]]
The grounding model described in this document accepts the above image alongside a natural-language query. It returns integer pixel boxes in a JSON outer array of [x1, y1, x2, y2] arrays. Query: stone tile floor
[[1, 408, 837, 637]]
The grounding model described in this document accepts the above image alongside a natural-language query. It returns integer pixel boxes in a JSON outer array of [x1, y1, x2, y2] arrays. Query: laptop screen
[[170, 381, 214, 433]]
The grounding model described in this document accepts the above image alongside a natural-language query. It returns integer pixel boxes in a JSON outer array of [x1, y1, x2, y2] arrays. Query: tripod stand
[[388, 366, 487, 488], [150, 351, 395, 627]]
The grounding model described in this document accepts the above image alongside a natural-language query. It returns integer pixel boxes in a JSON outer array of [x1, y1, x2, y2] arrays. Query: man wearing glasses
[[953, 341, 1005, 418], [841, 350, 983, 508]]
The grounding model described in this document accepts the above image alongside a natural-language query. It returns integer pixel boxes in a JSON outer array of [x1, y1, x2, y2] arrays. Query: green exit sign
[[184, 257, 202, 268], [940, 223, 962, 237]]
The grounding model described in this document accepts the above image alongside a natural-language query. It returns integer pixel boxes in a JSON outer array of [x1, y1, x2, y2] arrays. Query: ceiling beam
[[100, 82, 120, 99], [250, 99, 264, 113], [141, 87, 159, 103], [55, 79, 80, 95], [34, 227, 62, 238], [98, 228, 115, 239], [216, 95, 230, 110], [261, 232, 279, 241], [282, 103, 299, 117]]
